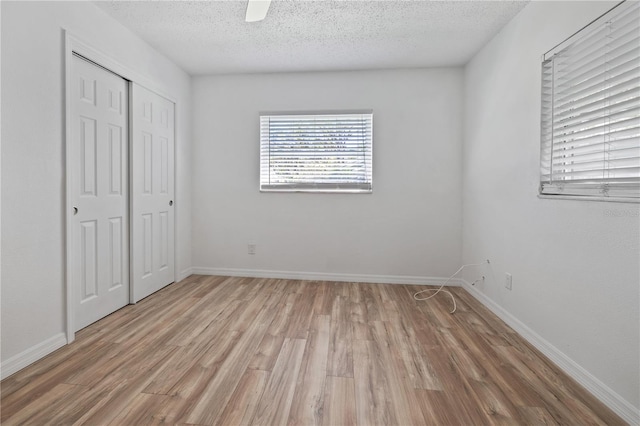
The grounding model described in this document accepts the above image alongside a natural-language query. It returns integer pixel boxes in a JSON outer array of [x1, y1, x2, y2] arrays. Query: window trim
[[537, 194, 639, 204], [259, 110, 373, 194]]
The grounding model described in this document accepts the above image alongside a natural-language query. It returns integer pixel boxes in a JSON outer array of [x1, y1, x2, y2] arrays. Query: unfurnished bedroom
[[1, 0, 639, 424]]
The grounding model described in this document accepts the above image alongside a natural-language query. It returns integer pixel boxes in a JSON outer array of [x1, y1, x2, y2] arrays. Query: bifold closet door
[[70, 54, 129, 330], [131, 83, 175, 302]]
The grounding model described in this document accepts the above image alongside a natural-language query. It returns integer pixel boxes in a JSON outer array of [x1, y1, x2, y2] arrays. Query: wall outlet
[[505, 272, 512, 290], [248, 244, 256, 255]]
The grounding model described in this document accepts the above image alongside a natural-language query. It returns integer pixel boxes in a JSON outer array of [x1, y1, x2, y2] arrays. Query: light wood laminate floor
[[1, 275, 624, 425]]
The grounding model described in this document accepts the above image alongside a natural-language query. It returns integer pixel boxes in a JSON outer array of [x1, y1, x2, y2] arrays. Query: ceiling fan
[[245, 0, 272, 22]]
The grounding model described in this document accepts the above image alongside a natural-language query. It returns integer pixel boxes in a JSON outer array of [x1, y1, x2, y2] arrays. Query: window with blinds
[[259, 111, 373, 192], [540, 0, 639, 200]]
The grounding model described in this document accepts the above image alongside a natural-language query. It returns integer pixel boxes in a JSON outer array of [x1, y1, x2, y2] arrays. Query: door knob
[[73, 206, 78, 215], [169, 200, 173, 206]]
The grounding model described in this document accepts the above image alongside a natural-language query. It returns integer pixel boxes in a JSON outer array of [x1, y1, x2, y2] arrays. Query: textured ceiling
[[95, 0, 529, 75]]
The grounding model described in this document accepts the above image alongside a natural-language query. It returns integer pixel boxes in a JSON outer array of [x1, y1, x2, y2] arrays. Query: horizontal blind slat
[[552, 27, 640, 79], [552, 115, 640, 141], [552, 154, 640, 170], [554, 85, 639, 121], [554, 49, 640, 102], [550, 166, 640, 181], [554, 96, 639, 129], [553, 72, 640, 115], [551, 138, 640, 159]]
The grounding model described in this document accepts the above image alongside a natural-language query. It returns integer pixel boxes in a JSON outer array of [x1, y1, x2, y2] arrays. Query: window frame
[[259, 110, 373, 194], [539, 0, 640, 203]]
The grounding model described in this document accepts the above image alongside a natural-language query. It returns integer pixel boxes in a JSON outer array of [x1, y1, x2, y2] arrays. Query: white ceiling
[[95, 0, 529, 75]]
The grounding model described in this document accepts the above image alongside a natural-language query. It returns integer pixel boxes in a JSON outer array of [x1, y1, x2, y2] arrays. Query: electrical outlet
[[505, 273, 512, 290], [248, 244, 256, 255]]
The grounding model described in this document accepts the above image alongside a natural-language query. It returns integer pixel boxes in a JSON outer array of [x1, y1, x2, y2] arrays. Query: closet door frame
[[64, 31, 179, 343]]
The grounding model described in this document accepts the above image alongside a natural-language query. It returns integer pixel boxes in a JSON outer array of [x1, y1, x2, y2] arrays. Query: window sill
[[537, 194, 640, 204], [260, 188, 372, 194]]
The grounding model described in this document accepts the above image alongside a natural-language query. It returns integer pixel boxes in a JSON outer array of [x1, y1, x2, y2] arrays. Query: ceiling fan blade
[[245, 0, 272, 22]]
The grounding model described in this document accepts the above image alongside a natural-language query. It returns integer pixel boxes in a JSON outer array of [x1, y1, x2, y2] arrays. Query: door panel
[[80, 220, 98, 301], [109, 217, 124, 290], [71, 55, 129, 330], [108, 125, 123, 195], [132, 84, 175, 302]]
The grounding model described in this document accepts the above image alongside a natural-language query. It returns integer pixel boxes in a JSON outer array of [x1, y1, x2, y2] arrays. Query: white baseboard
[[0, 332, 67, 380], [461, 280, 640, 425], [177, 267, 194, 282], [191, 266, 463, 286]]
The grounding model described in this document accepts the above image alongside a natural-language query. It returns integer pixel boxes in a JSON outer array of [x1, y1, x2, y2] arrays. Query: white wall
[[463, 0, 640, 418], [192, 69, 463, 280], [1, 1, 191, 366]]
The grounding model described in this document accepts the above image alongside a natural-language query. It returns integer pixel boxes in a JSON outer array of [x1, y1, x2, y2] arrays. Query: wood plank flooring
[[0, 275, 624, 425]]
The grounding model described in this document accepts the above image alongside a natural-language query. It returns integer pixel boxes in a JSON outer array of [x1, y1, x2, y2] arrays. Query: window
[[540, 0, 639, 200], [259, 111, 373, 193]]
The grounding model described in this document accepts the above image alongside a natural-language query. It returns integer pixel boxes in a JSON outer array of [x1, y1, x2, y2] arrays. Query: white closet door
[[71, 55, 129, 330], [131, 83, 175, 302]]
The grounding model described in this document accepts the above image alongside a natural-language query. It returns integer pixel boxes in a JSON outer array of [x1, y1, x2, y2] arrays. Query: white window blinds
[[260, 111, 373, 192], [540, 0, 640, 200]]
